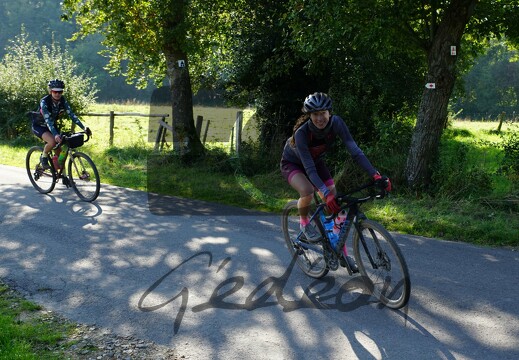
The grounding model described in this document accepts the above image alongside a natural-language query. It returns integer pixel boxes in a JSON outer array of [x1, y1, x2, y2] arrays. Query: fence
[[155, 110, 244, 153], [81, 111, 169, 147], [82, 110, 245, 153]]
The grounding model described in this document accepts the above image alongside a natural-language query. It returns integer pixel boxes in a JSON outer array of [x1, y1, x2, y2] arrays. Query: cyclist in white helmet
[[31, 79, 91, 168]]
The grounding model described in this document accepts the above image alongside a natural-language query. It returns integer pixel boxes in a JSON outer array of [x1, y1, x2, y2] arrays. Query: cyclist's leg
[[32, 125, 52, 167], [41, 131, 56, 154], [287, 173, 314, 219]]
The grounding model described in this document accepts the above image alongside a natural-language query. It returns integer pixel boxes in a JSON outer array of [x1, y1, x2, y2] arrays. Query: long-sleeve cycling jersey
[[39, 94, 85, 136], [281, 115, 377, 196]]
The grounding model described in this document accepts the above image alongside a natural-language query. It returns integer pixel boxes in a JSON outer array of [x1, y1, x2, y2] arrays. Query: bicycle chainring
[[325, 249, 339, 271]]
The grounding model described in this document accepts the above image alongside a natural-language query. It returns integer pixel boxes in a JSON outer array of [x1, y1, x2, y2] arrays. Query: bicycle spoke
[[354, 220, 410, 309], [26, 146, 56, 194], [282, 200, 328, 279], [68, 152, 100, 202]]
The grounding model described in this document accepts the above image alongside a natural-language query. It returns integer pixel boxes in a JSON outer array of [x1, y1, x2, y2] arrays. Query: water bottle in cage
[[333, 210, 348, 236]]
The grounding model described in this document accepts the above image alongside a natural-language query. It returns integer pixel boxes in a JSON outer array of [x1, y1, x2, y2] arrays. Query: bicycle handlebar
[[329, 177, 389, 212], [52, 130, 91, 150]]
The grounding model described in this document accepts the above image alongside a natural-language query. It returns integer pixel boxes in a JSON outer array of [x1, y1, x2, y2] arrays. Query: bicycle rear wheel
[[281, 200, 328, 279], [25, 146, 56, 194], [68, 152, 100, 202], [353, 219, 410, 309]]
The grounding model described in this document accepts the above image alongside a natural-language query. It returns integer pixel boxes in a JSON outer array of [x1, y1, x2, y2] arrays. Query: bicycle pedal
[[328, 258, 339, 271], [62, 177, 71, 187], [339, 257, 347, 267]]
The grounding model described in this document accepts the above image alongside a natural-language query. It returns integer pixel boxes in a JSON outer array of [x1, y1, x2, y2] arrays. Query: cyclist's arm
[[333, 116, 377, 176], [294, 129, 330, 197]]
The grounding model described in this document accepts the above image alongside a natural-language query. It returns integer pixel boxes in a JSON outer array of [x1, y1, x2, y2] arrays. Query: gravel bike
[[26, 131, 100, 202], [281, 178, 411, 309]]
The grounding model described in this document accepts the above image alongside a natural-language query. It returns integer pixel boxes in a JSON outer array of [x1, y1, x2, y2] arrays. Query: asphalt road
[[1, 164, 518, 359]]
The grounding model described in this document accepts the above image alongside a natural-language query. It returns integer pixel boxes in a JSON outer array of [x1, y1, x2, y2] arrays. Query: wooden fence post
[[230, 127, 234, 152], [196, 115, 203, 138], [109, 111, 115, 146], [202, 120, 210, 145], [497, 111, 506, 133], [154, 124, 163, 152], [234, 111, 243, 154]]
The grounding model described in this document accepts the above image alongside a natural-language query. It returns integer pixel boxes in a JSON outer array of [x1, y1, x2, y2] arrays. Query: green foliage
[[500, 126, 519, 176], [0, 1, 149, 102], [453, 40, 519, 118], [0, 31, 97, 138], [0, 283, 67, 359], [433, 141, 494, 200], [334, 114, 414, 191]]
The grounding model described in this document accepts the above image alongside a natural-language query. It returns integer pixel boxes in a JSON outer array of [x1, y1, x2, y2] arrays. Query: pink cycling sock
[[300, 217, 310, 227], [342, 246, 349, 256]]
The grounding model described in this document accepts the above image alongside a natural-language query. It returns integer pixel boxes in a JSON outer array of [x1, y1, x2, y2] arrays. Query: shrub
[[0, 30, 97, 139], [334, 114, 414, 191], [432, 142, 493, 199], [500, 126, 519, 176]]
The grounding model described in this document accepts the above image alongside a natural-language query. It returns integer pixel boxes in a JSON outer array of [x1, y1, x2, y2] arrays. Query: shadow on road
[[1, 167, 518, 359]]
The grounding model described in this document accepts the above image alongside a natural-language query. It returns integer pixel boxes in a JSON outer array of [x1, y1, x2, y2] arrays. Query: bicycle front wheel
[[26, 146, 56, 194], [68, 152, 100, 202], [281, 200, 328, 279], [353, 219, 410, 309]]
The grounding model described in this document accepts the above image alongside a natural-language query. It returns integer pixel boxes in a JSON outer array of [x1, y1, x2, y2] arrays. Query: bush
[[500, 126, 519, 176], [0, 30, 97, 139], [334, 114, 414, 192], [432, 142, 493, 200]]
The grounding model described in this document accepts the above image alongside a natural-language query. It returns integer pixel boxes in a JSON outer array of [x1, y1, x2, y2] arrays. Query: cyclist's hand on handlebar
[[373, 173, 392, 192], [85, 127, 92, 137], [54, 134, 62, 144], [325, 193, 341, 214]]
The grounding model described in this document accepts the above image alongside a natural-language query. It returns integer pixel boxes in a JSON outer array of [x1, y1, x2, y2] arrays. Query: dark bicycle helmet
[[302, 92, 332, 113], [48, 79, 65, 91]]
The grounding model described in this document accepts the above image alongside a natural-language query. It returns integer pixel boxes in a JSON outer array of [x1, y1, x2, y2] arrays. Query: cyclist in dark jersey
[[31, 79, 91, 168], [281, 92, 391, 247]]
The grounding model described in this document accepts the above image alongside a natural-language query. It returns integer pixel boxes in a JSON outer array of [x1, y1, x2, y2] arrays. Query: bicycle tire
[[25, 146, 56, 194], [281, 200, 329, 279], [353, 219, 410, 309], [68, 152, 100, 202]]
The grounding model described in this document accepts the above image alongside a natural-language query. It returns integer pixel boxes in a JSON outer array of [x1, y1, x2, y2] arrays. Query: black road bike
[[281, 179, 411, 309], [26, 131, 100, 202]]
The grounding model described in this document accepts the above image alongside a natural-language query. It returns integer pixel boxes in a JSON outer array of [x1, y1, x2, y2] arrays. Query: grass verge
[[0, 281, 72, 359]]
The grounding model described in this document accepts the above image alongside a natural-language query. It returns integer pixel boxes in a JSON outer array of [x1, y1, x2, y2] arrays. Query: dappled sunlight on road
[[1, 164, 519, 360]]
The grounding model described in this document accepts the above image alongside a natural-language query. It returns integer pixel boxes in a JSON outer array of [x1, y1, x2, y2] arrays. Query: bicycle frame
[[293, 182, 387, 274], [282, 177, 411, 308], [27, 130, 100, 202]]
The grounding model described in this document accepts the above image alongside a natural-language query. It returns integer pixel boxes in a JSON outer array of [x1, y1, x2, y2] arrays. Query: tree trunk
[[405, 0, 477, 189], [164, 47, 205, 158], [161, 0, 204, 158]]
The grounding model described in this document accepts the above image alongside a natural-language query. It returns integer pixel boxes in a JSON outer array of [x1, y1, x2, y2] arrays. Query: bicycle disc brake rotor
[[377, 251, 391, 271]]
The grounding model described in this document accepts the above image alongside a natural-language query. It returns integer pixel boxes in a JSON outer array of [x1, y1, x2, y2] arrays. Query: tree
[[401, 0, 478, 189], [389, 0, 519, 189], [452, 40, 519, 118], [61, 0, 212, 157]]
